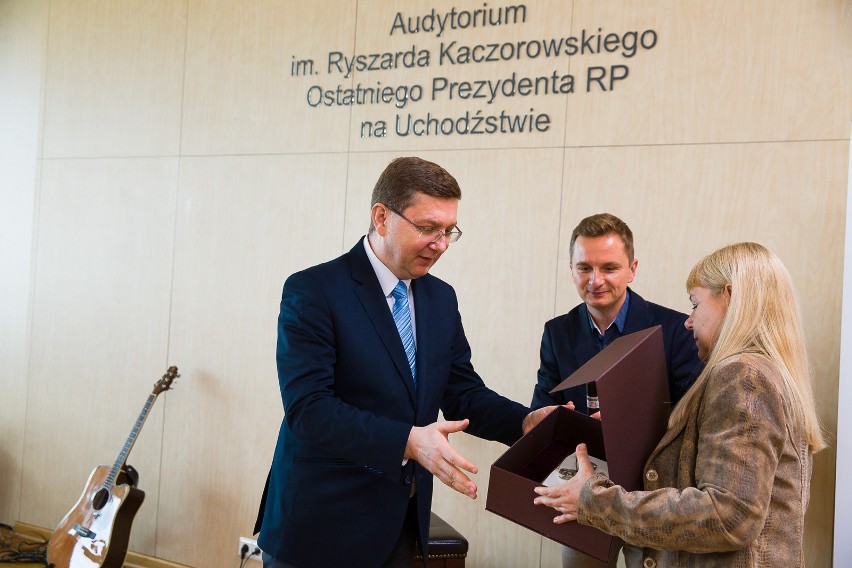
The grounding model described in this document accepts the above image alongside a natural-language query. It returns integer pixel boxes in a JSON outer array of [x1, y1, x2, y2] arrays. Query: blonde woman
[[533, 242, 825, 567]]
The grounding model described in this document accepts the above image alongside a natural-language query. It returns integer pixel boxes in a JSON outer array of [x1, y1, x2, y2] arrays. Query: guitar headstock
[[153, 366, 179, 395]]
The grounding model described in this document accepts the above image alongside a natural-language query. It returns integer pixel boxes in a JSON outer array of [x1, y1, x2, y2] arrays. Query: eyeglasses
[[385, 205, 463, 244]]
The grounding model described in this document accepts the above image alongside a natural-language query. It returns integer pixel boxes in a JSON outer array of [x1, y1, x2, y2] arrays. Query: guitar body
[[47, 366, 177, 568], [48, 465, 145, 568]]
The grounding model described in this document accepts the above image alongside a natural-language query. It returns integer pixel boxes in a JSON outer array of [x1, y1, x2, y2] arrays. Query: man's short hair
[[369, 157, 461, 232], [570, 213, 635, 261]]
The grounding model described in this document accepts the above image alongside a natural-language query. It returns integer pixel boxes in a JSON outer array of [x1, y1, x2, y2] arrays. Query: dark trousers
[[384, 496, 419, 567], [261, 497, 418, 568]]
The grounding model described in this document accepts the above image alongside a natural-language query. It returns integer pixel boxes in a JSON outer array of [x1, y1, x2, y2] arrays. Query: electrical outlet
[[238, 537, 261, 562]]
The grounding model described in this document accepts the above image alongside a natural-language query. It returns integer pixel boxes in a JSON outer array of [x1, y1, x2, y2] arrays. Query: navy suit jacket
[[531, 289, 702, 413], [257, 239, 529, 567]]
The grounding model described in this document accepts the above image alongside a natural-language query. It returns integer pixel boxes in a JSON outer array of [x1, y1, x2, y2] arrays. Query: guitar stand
[[120, 464, 140, 487]]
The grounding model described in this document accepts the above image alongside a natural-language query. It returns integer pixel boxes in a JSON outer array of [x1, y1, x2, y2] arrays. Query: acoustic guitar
[[47, 366, 179, 568]]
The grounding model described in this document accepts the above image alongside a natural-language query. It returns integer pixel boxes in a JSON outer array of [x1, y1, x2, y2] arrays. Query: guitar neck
[[104, 392, 160, 489]]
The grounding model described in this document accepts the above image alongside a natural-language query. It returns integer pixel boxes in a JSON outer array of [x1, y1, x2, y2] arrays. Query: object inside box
[[542, 452, 609, 487], [516, 440, 578, 483]]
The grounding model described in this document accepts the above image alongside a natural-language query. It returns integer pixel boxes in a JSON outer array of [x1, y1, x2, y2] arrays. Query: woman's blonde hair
[[672, 242, 825, 452]]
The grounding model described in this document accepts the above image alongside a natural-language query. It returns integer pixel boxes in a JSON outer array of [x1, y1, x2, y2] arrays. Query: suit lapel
[[572, 304, 599, 367], [349, 240, 417, 404], [622, 289, 653, 335]]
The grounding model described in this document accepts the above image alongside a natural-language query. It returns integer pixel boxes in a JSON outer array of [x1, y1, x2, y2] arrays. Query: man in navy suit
[[256, 157, 555, 568], [531, 213, 702, 567]]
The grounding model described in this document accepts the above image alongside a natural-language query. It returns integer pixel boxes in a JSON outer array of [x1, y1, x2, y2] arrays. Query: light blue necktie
[[391, 281, 417, 387]]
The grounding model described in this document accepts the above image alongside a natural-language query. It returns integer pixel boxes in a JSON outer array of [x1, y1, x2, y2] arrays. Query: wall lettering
[[289, 3, 658, 139]]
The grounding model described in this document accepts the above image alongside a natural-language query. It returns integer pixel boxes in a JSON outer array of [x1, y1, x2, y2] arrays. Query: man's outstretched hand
[[405, 419, 478, 499]]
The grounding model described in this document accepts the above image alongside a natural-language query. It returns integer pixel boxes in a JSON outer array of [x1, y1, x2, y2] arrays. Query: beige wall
[[0, 0, 46, 529], [0, 1, 849, 567]]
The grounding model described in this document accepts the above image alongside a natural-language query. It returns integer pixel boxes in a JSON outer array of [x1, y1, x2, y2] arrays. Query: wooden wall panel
[[22, 158, 179, 553], [557, 142, 847, 313], [157, 153, 348, 567], [565, 0, 852, 146], [41, 0, 187, 158], [180, 0, 357, 156], [0, 0, 47, 527]]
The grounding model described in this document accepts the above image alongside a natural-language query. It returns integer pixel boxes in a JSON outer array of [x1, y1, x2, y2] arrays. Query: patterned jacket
[[578, 353, 812, 568]]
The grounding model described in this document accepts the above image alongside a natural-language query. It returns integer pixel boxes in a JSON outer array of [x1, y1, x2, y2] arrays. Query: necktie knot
[[392, 281, 408, 302]]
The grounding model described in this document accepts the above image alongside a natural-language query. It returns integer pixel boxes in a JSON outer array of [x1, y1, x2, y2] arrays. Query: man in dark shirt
[[531, 213, 702, 567]]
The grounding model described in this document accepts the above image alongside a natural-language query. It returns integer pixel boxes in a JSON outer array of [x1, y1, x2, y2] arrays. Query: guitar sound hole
[[92, 488, 110, 510]]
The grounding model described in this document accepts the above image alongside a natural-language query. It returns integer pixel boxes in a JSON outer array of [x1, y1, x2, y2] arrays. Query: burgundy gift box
[[486, 326, 671, 562]]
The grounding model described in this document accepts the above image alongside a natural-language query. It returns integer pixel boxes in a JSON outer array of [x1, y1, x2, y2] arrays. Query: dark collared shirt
[[588, 290, 631, 353]]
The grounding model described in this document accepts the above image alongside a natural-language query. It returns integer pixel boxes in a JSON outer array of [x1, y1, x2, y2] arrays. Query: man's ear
[[372, 203, 389, 236], [628, 258, 638, 283]]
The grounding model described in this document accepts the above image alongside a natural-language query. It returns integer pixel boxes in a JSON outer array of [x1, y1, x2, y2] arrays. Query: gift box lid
[[549, 324, 670, 490]]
